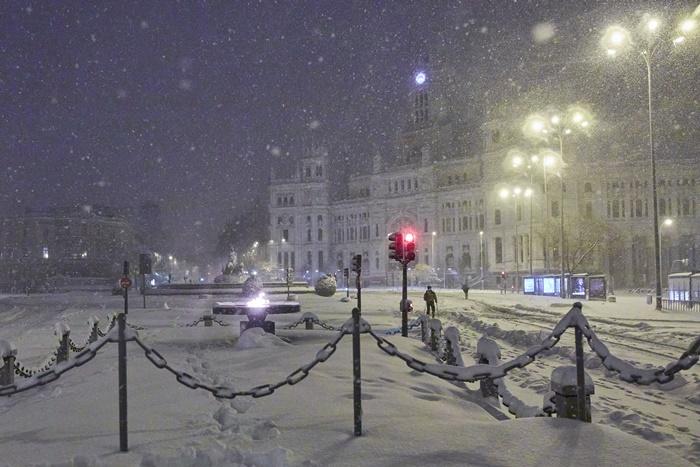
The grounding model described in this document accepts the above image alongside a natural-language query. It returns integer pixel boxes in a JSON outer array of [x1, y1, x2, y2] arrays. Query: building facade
[[0, 205, 138, 290], [268, 66, 699, 290]]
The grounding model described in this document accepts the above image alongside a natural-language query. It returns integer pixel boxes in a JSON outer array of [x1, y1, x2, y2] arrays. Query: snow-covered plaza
[[1, 289, 698, 466]]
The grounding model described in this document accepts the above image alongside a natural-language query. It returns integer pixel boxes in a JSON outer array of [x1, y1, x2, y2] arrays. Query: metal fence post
[[0, 341, 16, 386], [88, 317, 100, 344], [352, 307, 362, 436], [55, 325, 70, 364], [574, 326, 587, 422], [119, 261, 129, 452]]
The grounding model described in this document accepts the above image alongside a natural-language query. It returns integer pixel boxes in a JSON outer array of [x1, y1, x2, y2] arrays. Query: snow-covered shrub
[[242, 276, 264, 297], [314, 274, 337, 297]]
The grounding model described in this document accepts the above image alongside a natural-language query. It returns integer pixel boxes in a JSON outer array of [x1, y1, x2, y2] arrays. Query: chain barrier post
[[118, 260, 130, 452], [56, 325, 70, 364], [305, 318, 314, 330], [0, 341, 16, 386], [401, 263, 408, 337], [88, 318, 99, 344], [352, 307, 362, 436], [574, 325, 587, 422]]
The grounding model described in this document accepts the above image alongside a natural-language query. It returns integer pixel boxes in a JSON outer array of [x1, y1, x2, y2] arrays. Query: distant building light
[[81, 251, 88, 258], [414, 71, 426, 85], [42, 247, 49, 259]]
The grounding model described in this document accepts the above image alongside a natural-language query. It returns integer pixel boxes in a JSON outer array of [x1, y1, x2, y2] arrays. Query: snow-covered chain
[[283, 312, 339, 331], [0, 325, 134, 397], [368, 303, 699, 387], [131, 323, 356, 399]]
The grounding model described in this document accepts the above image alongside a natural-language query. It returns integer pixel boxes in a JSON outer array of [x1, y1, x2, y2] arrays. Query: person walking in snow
[[424, 285, 438, 318], [462, 283, 470, 299]]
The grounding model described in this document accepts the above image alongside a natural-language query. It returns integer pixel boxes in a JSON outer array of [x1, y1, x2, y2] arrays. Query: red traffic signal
[[404, 232, 416, 263], [388, 232, 403, 262]]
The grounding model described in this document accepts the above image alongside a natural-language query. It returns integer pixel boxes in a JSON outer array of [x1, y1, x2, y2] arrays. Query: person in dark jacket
[[462, 283, 470, 299], [424, 285, 438, 317]]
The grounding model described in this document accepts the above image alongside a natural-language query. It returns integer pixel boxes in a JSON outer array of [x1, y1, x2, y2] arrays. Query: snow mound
[[234, 328, 289, 350]]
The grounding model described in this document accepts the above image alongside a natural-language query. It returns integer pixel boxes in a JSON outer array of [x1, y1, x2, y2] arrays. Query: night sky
[[2, 1, 697, 257]]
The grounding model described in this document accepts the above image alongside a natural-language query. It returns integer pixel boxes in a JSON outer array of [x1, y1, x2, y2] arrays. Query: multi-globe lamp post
[[601, 13, 697, 310], [479, 230, 484, 290], [499, 186, 533, 293], [660, 218, 674, 284], [522, 107, 592, 298]]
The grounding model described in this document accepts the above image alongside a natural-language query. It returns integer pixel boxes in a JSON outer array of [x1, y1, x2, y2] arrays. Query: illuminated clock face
[[414, 72, 426, 85]]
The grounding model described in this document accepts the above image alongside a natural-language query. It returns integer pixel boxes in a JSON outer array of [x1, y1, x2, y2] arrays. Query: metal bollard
[[429, 319, 442, 352], [0, 340, 17, 386], [204, 315, 213, 327], [550, 366, 594, 422], [88, 317, 100, 344], [55, 323, 71, 363], [476, 336, 500, 401], [305, 319, 314, 330], [443, 342, 456, 365]]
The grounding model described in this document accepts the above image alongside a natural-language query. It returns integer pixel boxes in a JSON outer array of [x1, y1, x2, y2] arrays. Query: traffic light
[[404, 232, 416, 263], [351, 254, 362, 274], [388, 232, 403, 262]]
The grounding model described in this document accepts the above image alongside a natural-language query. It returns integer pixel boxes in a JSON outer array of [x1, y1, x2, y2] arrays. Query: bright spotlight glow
[[543, 155, 556, 167], [646, 18, 660, 32], [663, 218, 674, 227], [513, 187, 522, 195], [530, 155, 539, 163], [550, 115, 561, 125], [524, 188, 533, 197], [432, 231, 437, 236], [680, 19, 696, 34], [606, 49, 617, 57], [404, 232, 415, 242], [564, 128, 572, 135], [512, 155, 523, 167], [531, 120, 545, 132], [572, 112, 583, 123], [247, 292, 270, 308], [499, 188, 510, 199], [581, 121, 590, 128], [414, 72, 426, 85], [673, 36, 686, 45]]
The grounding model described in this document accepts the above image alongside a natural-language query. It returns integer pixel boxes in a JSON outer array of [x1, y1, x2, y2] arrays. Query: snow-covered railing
[[475, 335, 548, 418], [1, 300, 698, 455], [368, 302, 700, 422]]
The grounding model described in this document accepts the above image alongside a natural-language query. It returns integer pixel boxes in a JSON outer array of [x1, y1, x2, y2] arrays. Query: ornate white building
[[268, 64, 699, 290]]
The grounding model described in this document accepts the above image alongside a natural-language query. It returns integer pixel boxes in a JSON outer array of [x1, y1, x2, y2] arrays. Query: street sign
[[120, 277, 132, 289]]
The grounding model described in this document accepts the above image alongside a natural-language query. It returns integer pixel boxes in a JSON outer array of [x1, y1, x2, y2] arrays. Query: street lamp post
[[661, 218, 674, 287], [500, 187, 532, 294], [602, 15, 696, 310], [431, 231, 436, 271], [524, 108, 592, 298], [479, 230, 484, 290]]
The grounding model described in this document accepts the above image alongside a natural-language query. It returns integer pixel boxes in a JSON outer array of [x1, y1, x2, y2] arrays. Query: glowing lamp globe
[[414, 72, 426, 85]]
